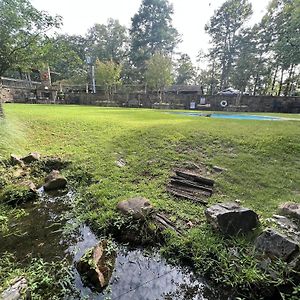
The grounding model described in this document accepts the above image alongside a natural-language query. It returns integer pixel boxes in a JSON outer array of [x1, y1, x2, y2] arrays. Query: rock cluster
[[205, 201, 300, 272], [3, 153, 69, 206], [10, 152, 40, 166]]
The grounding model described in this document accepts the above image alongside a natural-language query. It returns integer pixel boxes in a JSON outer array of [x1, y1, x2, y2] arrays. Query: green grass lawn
[[1, 104, 300, 298]]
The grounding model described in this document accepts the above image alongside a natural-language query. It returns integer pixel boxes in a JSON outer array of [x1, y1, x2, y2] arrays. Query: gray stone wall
[[64, 92, 300, 113], [2, 85, 300, 113]]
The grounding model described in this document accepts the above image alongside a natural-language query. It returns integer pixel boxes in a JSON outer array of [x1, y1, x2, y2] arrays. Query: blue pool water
[[172, 112, 283, 121]]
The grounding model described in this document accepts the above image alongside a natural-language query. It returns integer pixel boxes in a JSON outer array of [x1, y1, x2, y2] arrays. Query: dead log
[[168, 183, 210, 196], [170, 177, 213, 195], [153, 213, 182, 235], [175, 170, 214, 187], [167, 186, 208, 205]]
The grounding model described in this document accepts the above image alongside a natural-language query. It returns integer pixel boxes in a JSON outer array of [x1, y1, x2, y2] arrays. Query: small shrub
[[0, 184, 37, 206]]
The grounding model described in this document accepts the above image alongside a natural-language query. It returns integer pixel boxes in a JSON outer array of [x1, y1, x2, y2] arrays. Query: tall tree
[[87, 19, 129, 64], [42, 35, 86, 82], [130, 0, 180, 79], [145, 53, 173, 100], [94, 59, 122, 100], [0, 0, 61, 76], [271, 0, 300, 96], [205, 0, 252, 90], [175, 54, 196, 85], [231, 29, 257, 93]]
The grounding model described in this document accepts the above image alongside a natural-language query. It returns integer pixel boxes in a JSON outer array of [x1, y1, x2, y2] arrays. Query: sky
[[30, 0, 270, 62]]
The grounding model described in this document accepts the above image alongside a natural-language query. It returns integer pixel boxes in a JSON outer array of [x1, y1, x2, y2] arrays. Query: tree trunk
[[288, 66, 296, 96], [271, 65, 279, 95], [284, 64, 294, 97], [253, 72, 259, 96], [277, 68, 284, 96]]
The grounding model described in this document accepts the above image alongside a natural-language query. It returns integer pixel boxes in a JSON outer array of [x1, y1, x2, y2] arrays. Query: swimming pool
[[171, 112, 284, 121]]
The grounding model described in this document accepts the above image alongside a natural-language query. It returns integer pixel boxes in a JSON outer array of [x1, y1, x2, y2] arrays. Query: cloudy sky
[[30, 0, 270, 62]]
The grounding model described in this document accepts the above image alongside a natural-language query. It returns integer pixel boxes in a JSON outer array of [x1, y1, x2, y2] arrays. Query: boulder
[[21, 181, 37, 193], [21, 152, 40, 164], [76, 240, 116, 291], [279, 202, 300, 222], [10, 154, 24, 167], [270, 215, 300, 243], [255, 228, 299, 262], [43, 170, 67, 191], [117, 197, 154, 220], [205, 202, 259, 235], [1, 277, 30, 300]]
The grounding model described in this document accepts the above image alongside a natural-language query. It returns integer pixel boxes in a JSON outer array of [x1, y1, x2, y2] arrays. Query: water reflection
[[70, 225, 219, 300], [1, 190, 221, 300]]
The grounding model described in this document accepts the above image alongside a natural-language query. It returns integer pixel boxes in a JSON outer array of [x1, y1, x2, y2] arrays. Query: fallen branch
[[167, 186, 208, 205], [175, 170, 214, 187]]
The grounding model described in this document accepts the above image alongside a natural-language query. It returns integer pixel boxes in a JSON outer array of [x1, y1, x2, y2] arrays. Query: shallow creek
[[1, 190, 222, 299]]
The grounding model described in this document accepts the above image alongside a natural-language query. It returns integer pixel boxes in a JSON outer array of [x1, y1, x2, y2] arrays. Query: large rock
[[43, 170, 67, 191], [205, 202, 259, 235], [1, 277, 30, 300], [117, 197, 154, 220], [270, 215, 300, 243], [21, 152, 40, 164], [255, 228, 299, 262], [76, 240, 116, 291], [279, 202, 300, 222], [22, 181, 37, 193]]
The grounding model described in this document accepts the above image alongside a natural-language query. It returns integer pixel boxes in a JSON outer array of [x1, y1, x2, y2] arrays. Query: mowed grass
[[2, 104, 300, 218], [1, 104, 300, 296]]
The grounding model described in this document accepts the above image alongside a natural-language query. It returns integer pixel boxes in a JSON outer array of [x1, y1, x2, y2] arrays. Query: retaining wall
[[1, 86, 300, 113]]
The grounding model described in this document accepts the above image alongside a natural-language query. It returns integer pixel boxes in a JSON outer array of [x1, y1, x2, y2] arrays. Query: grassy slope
[[1, 104, 300, 296], [2, 104, 300, 216]]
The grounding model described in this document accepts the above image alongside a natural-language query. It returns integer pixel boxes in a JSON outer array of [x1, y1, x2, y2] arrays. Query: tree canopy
[[130, 0, 180, 78], [0, 0, 299, 96], [87, 19, 129, 64], [145, 53, 173, 97], [0, 0, 61, 76]]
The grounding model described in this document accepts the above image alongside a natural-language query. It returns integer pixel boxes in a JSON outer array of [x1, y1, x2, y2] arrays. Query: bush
[[0, 184, 37, 206]]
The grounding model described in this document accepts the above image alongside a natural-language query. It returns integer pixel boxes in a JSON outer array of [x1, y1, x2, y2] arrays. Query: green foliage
[[0, 253, 78, 299], [130, 0, 180, 76], [145, 53, 173, 96], [205, 0, 252, 90], [0, 0, 62, 76], [161, 227, 298, 298], [95, 59, 122, 99], [175, 54, 196, 85], [87, 18, 129, 64], [42, 35, 86, 82], [2, 105, 300, 297], [204, 0, 299, 96], [0, 184, 37, 206]]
